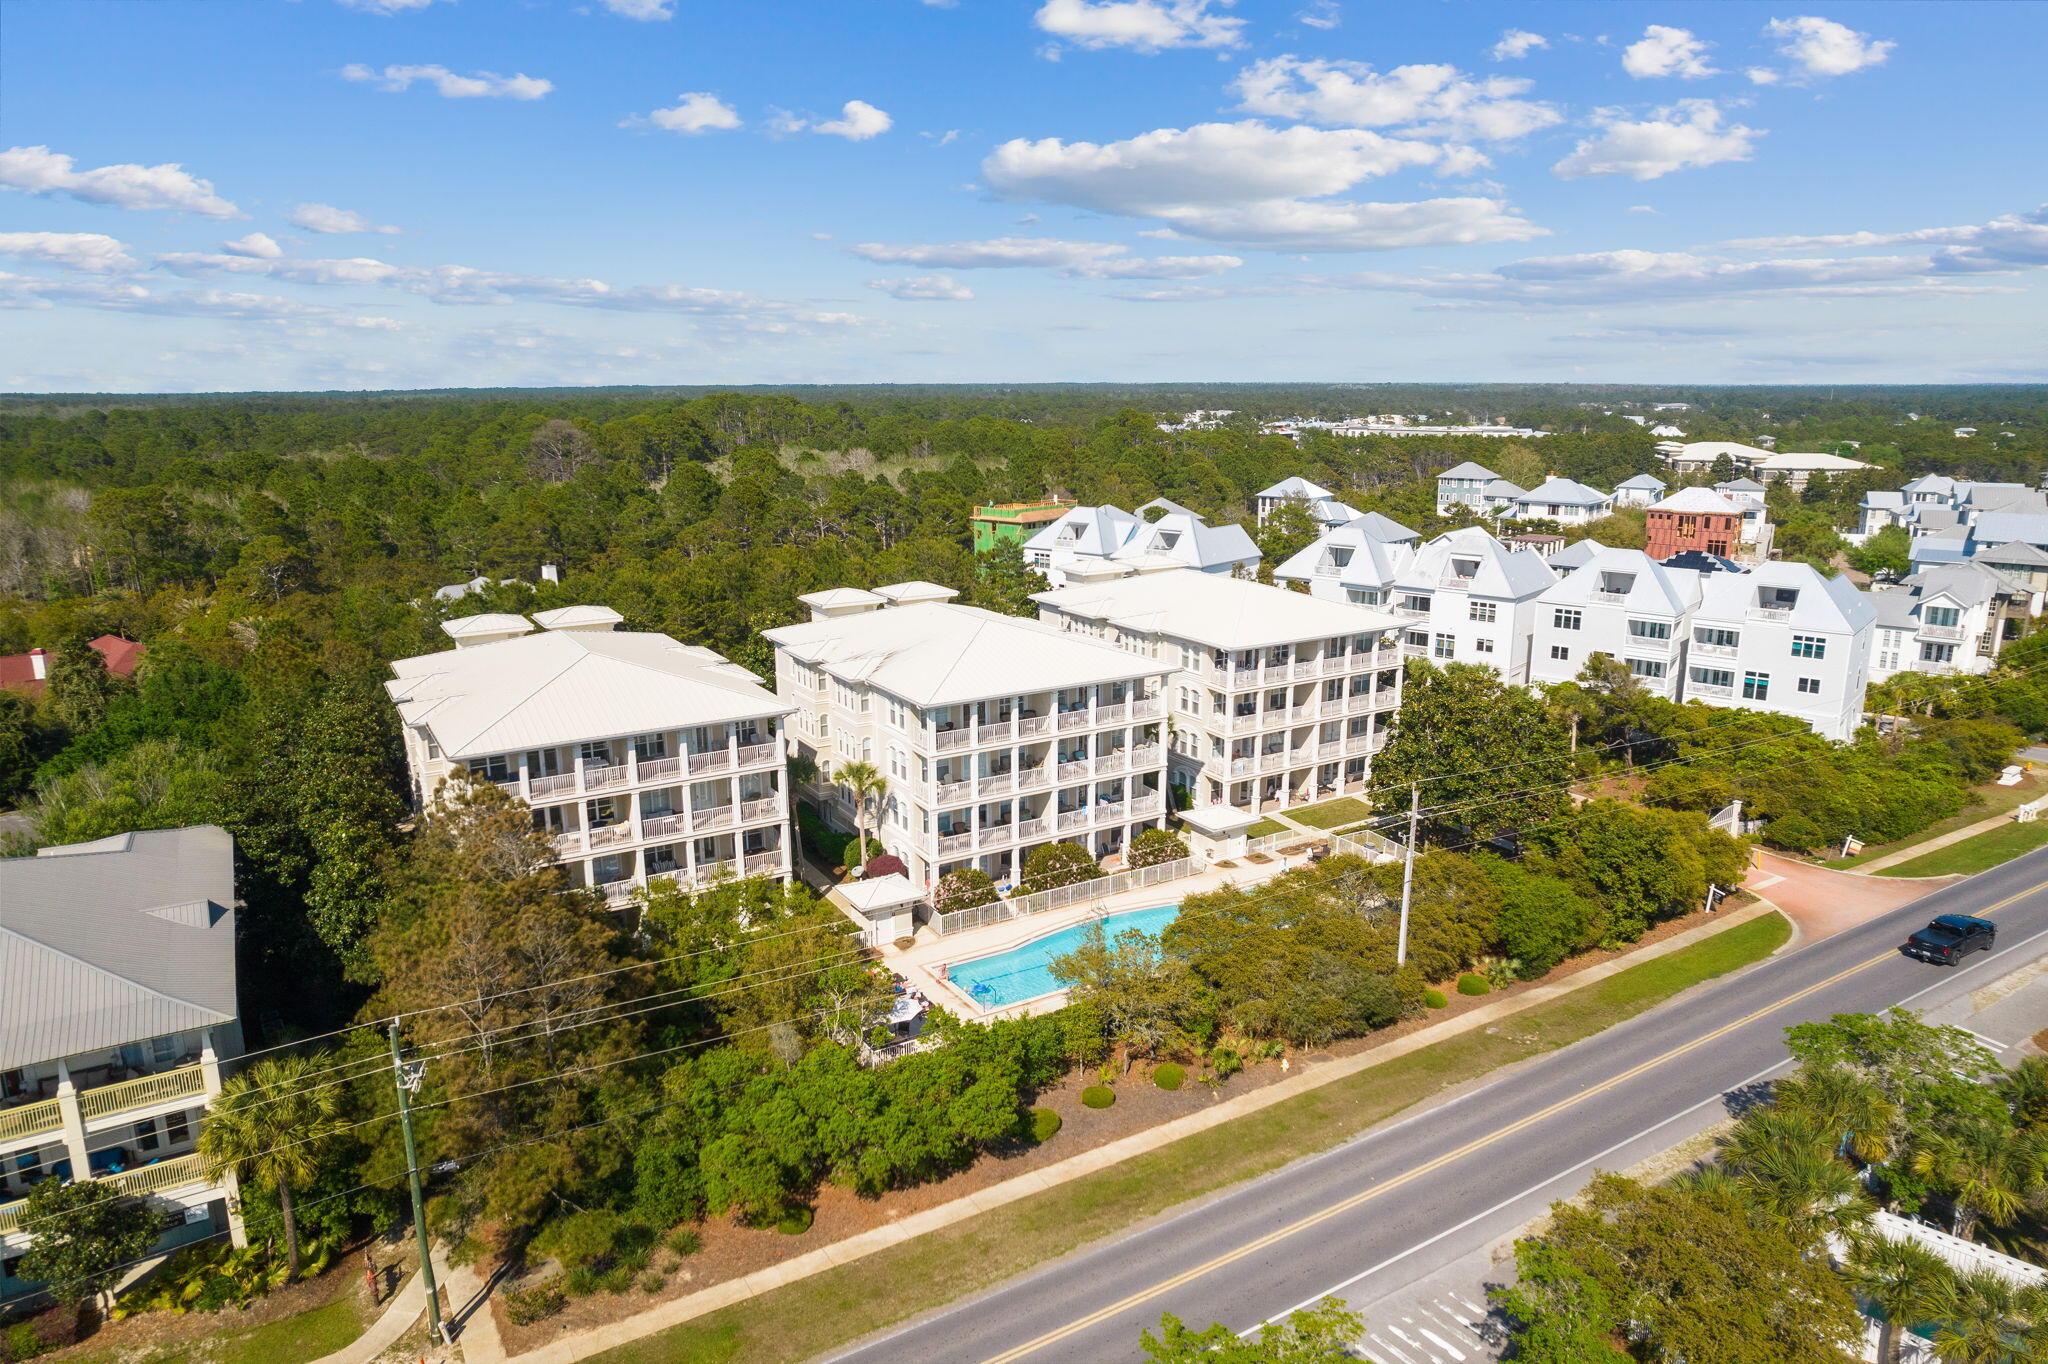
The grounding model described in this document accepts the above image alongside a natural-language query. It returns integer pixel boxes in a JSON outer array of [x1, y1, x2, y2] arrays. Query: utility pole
[[1396, 781, 1419, 968], [388, 1022, 444, 1347]]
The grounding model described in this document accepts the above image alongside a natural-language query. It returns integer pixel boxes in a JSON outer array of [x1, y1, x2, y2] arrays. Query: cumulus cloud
[[1232, 55, 1561, 141], [771, 100, 892, 140], [0, 145, 242, 219], [1746, 67, 1783, 85], [1490, 29, 1547, 61], [221, 232, 285, 259], [1297, 1, 1340, 30], [289, 203, 402, 235], [1764, 15, 1894, 77], [1622, 25, 1718, 79], [982, 120, 1540, 251], [625, 92, 742, 134], [1065, 254, 1241, 279], [851, 237, 1126, 269], [1720, 205, 2048, 269], [0, 232, 137, 274], [0, 270, 403, 324], [866, 275, 974, 301], [1552, 101, 1759, 180], [1033, 0, 1244, 53], [598, 0, 675, 18], [340, 63, 553, 100]]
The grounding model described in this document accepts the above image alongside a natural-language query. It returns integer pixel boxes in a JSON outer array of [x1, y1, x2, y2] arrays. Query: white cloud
[[1033, 0, 1244, 53], [1622, 25, 1718, 79], [0, 145, 242, 219], [1553, 101, 1759, 180], [288, 203, 402, 235], [1720, 206, 2048, 269], [1232, 55, 1561, 141], [334, 0, 445, 11], [1627, 204, 1658, 214], [814, 100, 893, 140], [1297, 1, 1340, 30], [1764, 16, 1894, 77], [599, 0, 675, 19], [156, 251, 409, 286], [1490, 29, 1547, 61], [1746, 67, 1782, 85], [340, 63, 553, 100], [221, 232, 285, 259], [0, 270, 403, 324], [866, 275, 974, 301], [1065, 254, 1241, 279], [982, 120, 1540, 251], [627, 92, 742, 135], [0, 232, 137, 274], [851, 237, 1127, 269]]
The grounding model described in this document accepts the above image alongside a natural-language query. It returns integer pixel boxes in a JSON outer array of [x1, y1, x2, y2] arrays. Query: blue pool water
[[946, 904, 1180, 1008]]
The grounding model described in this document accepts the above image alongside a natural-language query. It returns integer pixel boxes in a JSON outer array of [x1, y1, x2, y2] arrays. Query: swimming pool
[[945, 904, 1180, 1009]]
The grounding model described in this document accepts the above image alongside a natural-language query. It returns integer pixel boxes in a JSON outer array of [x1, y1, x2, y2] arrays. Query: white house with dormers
[[765, 585, 1171, 888], [1024, 499, 1259, 587], [1528, 548, 1704, 701], [1689, 563, 1874, 742], [1507, 477, 1613, 525], [1271, 513, 1422, 608], [1614, 474, 1668, 507], [388, 608, 794, 904], [1383, 528, 1558, 684], [1033, 566, 1404, 813], [1865, 561, 2039, 682], [1254, 476, 1360, 530]]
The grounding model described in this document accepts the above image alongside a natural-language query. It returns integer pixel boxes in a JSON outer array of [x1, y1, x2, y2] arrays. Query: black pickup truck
[[1900, 914, 1997, 965]]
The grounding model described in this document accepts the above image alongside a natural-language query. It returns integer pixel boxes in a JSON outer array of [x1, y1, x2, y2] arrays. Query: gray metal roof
[[1, 826, 238, 1071]]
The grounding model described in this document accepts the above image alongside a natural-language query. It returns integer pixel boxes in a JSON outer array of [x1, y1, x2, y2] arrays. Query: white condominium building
[[765, 584, 1172, 889], [388, 607, 793, 906], [1271, 513, 1421, 608], [1023, 499, 1259, 587], [1033, 566, 1404, 813], [3, 827, 244, 1300], [1690, 563, 1873, 741], [1254, 476, 1360, 529], [1507, 476, 1614, 525], [1529, 548, 1705, 700], [1385, 528, 1558, 685], [1866, 562, 2038, 682]]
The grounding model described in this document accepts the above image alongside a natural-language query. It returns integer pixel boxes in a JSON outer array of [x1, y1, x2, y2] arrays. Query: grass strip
[[1282, 797, 1375, 830], [1243, 817, 1289, 838], [1824, 780, 2043, 868], [1876, 819, 2048, 878], [69, 1291, 368, 1364], [587, 911, 1790, 1364]]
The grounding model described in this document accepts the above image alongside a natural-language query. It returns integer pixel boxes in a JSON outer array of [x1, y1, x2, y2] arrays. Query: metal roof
[[1516, 476, 1612, 507], [1540, 547, 1703, 617], [1257, 476, 1335, 500], [1395, 527, 1557, 600], [1649, 487, 1747, 516], [1, 826, 238, 1071], [1035, 568, 1404, 652], [388, 628, 790, 758], [1437, 461, 1499, 481]]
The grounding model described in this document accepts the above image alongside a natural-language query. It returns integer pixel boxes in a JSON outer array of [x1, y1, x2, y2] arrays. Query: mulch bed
[[494, 895, 1759, 1353]]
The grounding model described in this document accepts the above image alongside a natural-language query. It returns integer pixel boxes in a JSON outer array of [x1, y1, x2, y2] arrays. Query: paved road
[[826, 846, 2048, 1364]]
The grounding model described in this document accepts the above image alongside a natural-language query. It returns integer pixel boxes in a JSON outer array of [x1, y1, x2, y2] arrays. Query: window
[[1924, 605, 1961, 629], [1475, 638, 1495, 654], [150, 1035, 177, 1065], [1692, 667, 1735, 690], [466, 754, 511, 783], [1627, 619, 1671, 640], [1797, 677, 1822, 694], [632, 733, 668, 761], [167, 1111, 190, 1144], [1695, 626, 1740, 649], [1468, 601, 1497, 623], [1550, 645, 1570, 661], [1401, 594, 1432, 614], [1791, 635, 1826, 660], [1552, 608, 1582, 631], [1743, 671, 1771, 701], [1432, 634, 1454, 659], [578, 740, 614, 766], [1920, 642, 1957, 664], [1629, 658, 1666, 679], [1347, 588, 1386, 606], [135, 1118, 160, 1152]]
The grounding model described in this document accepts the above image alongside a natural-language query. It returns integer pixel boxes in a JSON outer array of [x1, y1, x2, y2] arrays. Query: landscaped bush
[[1423, 988, 1448, 1009], [1, 1309, 78, 1360], [796, 804, 864, 872], [1027, 1107, 1063, 1143], [1128, 827, 1190, 869], [122, 1241, 295, 1315], [1081, 1085, 1116, 1109], [775, 1207, 814, 1235], [505, 1284, 567, 1325], [666, 1228, 701, 1257], [1153, 1062, 1185, 1091], [932, 867, 999, 914], [864, 852, 908, 879], [1456, 973, 1491, 996], [1021, 841, 1100, 893], [534, 1209, 657, 1297]]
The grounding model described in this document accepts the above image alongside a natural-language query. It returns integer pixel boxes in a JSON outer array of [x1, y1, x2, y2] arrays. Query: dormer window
[[1329, 547, 1354, 567], [1598, 572, 1635, 595], [1759, 587, 1800, 611], [1450, 558, 1480, 579], [1059, 525, 1082, 542], [1156, 531, 1181, 550]]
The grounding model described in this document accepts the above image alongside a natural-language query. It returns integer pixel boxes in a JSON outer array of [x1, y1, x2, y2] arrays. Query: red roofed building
[[1644, 488, 1745, 562], [0, 635, 146, 696]]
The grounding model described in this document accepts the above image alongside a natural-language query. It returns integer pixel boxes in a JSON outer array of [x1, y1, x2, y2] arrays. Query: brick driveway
[[1744, 848, 1959, 942]]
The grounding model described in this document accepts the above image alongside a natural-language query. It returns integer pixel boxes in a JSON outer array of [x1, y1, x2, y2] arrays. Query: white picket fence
[[1328, 828, 1403, 862], [932, 856, 1197, 936]]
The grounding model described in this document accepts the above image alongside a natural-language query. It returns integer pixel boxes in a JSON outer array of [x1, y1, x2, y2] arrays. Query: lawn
[[67, 1291, 367, 1364], [1825, 776, 2044, 868], [1244, 817, 1289, 838], [1283, 796, 1375, 830], [586, 911, 1791, 1364], [1876, 819, 2048, 878]]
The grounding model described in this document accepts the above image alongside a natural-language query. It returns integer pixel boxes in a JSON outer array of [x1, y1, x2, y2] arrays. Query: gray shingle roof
[[1, 826, 238, 1071]]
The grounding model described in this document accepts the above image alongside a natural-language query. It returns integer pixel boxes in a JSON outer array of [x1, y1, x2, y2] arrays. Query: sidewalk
[[491, 900, 1781, 1364], [1858, 808, 2030, 873], [307, 1249, 453, 1364]]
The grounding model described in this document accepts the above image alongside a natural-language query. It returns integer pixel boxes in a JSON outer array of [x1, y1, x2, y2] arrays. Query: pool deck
[[883, 844, 1323, 1021]]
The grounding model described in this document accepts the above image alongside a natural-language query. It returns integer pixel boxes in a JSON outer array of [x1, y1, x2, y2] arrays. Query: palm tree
[[199, 1053, 350, 1275], [833, 760, 888, 867], [1933, 1268, 2021, 1364], [1729, 1133, 1874, 1244], [1846, 1237, 1954, 1364], [1910, 1128, 2048, 1240], [1775, 1064, 1899, 1166]]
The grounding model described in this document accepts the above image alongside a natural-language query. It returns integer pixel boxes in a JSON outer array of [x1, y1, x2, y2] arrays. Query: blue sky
[[2, 0, 2043, 391]]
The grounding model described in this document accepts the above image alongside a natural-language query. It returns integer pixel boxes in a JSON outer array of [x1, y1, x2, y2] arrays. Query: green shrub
[[1153, 1062, 1185, 1091], [932, 867, 1000, 914], [1026, 1107, 1063, 1143], [1423, 988, 1448, 1009], [1129, 828, 1190, 868], [506, 1284, 566, 1325], [1021, 841, 1100, 893], [1456, 973, 1491, 996], [666, 1228, 701, 1257], [638, 1271, 665, 1294], [1081, 1085, 1116, 1109], [775, 1207, 814, 1235]]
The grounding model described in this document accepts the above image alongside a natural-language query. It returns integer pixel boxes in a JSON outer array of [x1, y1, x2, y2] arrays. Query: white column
[[53, 1060, 89, 1178]]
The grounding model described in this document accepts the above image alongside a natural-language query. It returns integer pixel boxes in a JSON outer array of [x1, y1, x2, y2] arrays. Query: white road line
[[1419, 1326, 1466, 1360], [1366, 1335, 1419, 1364], [1752, 873, 1787, 889], [1959, 1025, 2011, 1052]]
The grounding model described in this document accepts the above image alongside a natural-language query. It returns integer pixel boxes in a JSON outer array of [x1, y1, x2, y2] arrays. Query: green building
[[969, 500, 1069, 553]]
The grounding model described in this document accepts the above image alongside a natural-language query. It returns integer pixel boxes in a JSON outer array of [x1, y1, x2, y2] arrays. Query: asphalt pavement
[[823, 845, 2048, 1364]]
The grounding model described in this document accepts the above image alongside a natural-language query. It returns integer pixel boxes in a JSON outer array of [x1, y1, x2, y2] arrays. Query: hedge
[[1423, 988, 1448, 1009], [1027, 1107, 1063, 1143], [1153, 1062, 1185, 1091], [1081, 1085, 1116, 1109], [1456, 973, 1491, 996]]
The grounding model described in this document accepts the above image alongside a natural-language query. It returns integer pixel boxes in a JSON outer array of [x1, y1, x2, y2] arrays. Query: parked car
[[1900, 914, 1997, 965]]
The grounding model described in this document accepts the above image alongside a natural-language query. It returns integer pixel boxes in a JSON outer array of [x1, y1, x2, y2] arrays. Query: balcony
[[978, 825, 1015, 849], [529, 772, 578, 799], [1128, 743, 1164, 768], [1057, 809, 1090, 833], [740, 797, 781, 823], [736, 742, 778, 768], [0, 1153, 212, 1237], [586, 823, 635, 851], [636, 754, 685, 783], [1590, 590, 1629, 605], [552, 830, 585, 857], [1392, 605, 1430, 620], [1055, 759, 1091, 784], [1016, 766, 1051, 791], [1094, 752, 1129, 776], [937, 831, 974, 856], [976, 773, 1018, 798], [1918, 624, 1966, 642], [582, 762, 630, 791], [640, 812, 687, 839], [1130, 792, 1165, 816], [1017, 817, 1050, 840], [1093, 798, 1126, 821], [691, 804, 735, 832], [1691, 641, 1739, 659], [1096, 701, 1129, 724], [935, 728, 972, 752], [1690, 681, 1735, 698], [1754, 606, 1794, 622], [743, 850, 784, 875], [1018, 714, 1052, 737], [687, 749, 736, 776], [1129, 697, 1164, 720], [935, 779, 972, 805], [1056, 710, 1092, 732], [0, 1097, 61, 1146], [1314, 562, 1341, 577]]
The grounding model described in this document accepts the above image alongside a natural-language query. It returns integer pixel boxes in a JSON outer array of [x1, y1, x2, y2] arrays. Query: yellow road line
[[978, 882, 2045, 1364]]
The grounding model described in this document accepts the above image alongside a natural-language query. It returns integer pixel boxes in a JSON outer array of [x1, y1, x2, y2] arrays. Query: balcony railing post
[[54, 1061, 89, 1179]]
